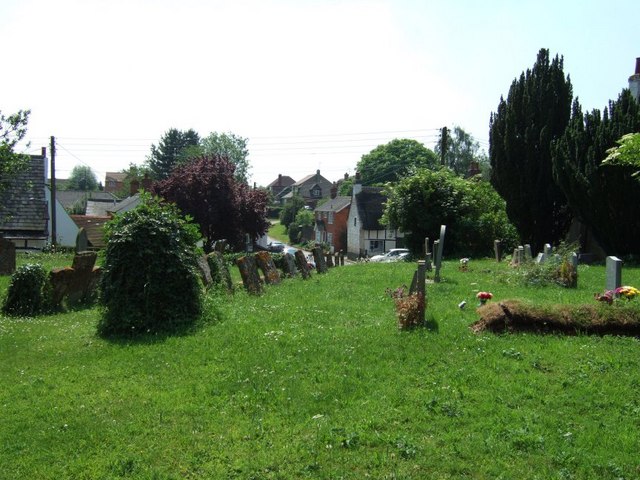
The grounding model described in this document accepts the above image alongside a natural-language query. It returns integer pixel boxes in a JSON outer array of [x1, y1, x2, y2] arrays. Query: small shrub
[[2, 263, 51, 316], [98, 194, 203, 336]]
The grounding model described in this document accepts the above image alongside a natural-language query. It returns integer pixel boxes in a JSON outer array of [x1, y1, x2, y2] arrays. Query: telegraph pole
[[50, 136, 57, 250], [440, 126, 448, 167]]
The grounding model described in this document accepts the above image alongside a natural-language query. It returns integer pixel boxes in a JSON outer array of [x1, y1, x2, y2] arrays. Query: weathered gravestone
[[518, 246, 525, 264], [196, 255, 213, 288], [207, 251, 233, 292], [0, 236, 16, 275], [237, 255, 263, 294], [312, 247, 327, 273], [434, 225, 446, 283], [255, 251, 281, 285], [494, 239, 502, 263], [75, 227, 89, 253], [294, 250, 312, 279], [424, 237, 432, 271], [524, 244, 532, 262], [50, 252, 101, 307], [511, 248, 520, 266], [213, 239, 228, 253], [606, 256, 622, 292], [282, 253, 298, 277]]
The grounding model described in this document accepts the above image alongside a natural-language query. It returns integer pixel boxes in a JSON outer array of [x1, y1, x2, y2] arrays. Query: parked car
[[369, 248, 410, 263], [267, 241, 285, 253], [284, 247, 298, 256]]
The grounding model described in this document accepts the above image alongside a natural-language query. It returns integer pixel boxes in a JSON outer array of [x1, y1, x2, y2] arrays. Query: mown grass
[[1, 254, 640, 479], [267, 222, 289, 244]]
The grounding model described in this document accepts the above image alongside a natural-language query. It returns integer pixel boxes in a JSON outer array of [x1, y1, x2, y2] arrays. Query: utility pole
[[440, 126, 448, 167], [50, 136, 57, 250]]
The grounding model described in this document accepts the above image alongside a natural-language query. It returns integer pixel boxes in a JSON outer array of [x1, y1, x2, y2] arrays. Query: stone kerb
[[237, 255, 263, 294], [294, 250, 312, 279], [0, 235, 16, 275], [50, 252, 101, 307], [255, 251, 281, 285]]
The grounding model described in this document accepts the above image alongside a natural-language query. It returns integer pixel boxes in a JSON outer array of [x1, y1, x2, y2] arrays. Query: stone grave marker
[[213, 239, 228, 253], [282, 253, 298, 277], [494, 239, 502, 262], [196, 255, 213, 288], [255, 251, 281, 285], [424, 236, 432, 271], [237, 255, 263, 294], [294, 250, 312, 279], [544, 244, 552, 256], [312, 247, 327, 273], [570, 252, 578, 269], [524, 244, 532, 261], [518, 246, 525, 264], [75, 227, 89, 253], [50, 251, 101, 307], [0, 236, 16, 275], [606, 256, 622, 292], [511, 248, 520, 266], [207, 251, 233, 292]]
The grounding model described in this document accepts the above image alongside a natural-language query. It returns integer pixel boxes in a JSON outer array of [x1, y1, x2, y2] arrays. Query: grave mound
[[472, 300, 640, 337]]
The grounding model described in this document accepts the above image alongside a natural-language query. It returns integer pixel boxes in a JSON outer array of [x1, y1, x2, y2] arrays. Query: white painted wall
[[45, 187, 79, 247]]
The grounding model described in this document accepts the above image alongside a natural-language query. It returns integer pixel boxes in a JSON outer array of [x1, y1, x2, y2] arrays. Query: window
[[353, 217, 357, 227], [327, 232, 333, 245], [315, 230, 322, 242], [328, 212, 334, 224], [370, 240, 380, 251], [311, 186, 321, 198]]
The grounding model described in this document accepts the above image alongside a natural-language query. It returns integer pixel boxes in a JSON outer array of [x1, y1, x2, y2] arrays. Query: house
[[104, 172, 127, 194], [314, 187, 351, 253], [266, 174, 295, 197], [346, 181, 404, 259], [55, 190, 119, 215], [281, 170, 334, 208], [0, 149, 78, 249]]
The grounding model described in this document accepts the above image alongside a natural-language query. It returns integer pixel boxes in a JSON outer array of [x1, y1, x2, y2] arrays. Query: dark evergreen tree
[[146, 128, 200, 180], [489, 49, 573, 252], [552, 89, 640, 255]]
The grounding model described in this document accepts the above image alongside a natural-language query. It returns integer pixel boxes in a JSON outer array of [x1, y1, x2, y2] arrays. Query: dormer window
[[310, 185, 321, 198]]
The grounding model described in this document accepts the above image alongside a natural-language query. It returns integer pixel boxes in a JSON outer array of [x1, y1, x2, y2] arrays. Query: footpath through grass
[[1, 255, 640, 478]]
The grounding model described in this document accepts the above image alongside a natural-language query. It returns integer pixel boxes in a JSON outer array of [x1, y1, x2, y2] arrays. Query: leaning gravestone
[[237, 255, 263, 294], [0, 236, 16, 275], [75, 227, 89, 253], [606, 256, 622, 292], [312, 247, 327, 273], [282, 253, 298, 277], [207, 251, 233, 292], [50, 252, 101, 307], [255, 251, 281, 285], [294, 250, 312, 279]]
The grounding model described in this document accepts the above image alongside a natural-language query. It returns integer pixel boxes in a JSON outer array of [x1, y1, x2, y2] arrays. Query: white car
[[369, 248, 410, 263]]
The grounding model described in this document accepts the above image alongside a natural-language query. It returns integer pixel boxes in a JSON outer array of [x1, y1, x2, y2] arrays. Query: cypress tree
[[489, 49, 573, 252]]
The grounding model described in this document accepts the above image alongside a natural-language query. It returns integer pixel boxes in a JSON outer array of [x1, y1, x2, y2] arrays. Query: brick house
[[314, 190, 351, 253], [281, 170, 334, 209]]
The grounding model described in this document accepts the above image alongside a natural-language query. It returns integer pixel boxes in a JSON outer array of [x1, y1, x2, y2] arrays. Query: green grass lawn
[[267, 222, 289, 244], [1, 254, 640, 479]]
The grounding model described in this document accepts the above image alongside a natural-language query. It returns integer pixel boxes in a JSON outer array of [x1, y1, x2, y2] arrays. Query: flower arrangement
[[594, 290, 614, 305], [615, 286, 640, 300], [459, 258, 470, 272], [476, 291, 493, 305]]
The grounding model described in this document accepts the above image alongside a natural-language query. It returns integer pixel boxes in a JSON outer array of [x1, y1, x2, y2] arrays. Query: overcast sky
[[2, 0, 638, 187]]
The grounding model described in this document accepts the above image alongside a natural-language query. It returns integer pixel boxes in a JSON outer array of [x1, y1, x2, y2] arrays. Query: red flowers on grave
[[476, 291, 493, 305], [594, 290, 614, 305]]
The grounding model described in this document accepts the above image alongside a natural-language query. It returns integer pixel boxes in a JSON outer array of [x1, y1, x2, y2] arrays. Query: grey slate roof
[[55, 190, 119, 211], [355, 187, 386, 230], [0, 154, 48, 238], [314, 196, 351, 213]]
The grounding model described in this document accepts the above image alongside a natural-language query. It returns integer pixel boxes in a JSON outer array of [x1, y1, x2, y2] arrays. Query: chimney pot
[[636, 57, 640, 75]]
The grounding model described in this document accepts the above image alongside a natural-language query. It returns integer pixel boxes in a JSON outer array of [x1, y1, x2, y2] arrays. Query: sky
[[2, 0, 639, 188]]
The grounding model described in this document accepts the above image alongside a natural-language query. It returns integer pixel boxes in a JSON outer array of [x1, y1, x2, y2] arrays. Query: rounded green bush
[[2, 263, 51, 317], [98, 194, 203, 336]]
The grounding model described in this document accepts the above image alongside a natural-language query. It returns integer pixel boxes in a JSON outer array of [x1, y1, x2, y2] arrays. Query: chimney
[[636, 57, 640, 75], [629, 57, 640, 102], [130, 179, 140, 196], [278, 173, 282, 185], [41, 147, 47, 156], [353, 171, 362, 196], [141, 174, 152, 191], [330, 182, 337, 199]]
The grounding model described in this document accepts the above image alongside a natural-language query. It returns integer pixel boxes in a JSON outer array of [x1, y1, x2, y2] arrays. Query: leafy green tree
[[489, 48, 573, 252], [98, 194, 203, 336], [383, 168, 517, 257], [357, 139, 438, 185], [0, 109, 30, 193], [153, 155, 269, 251], [279, 194, 306, 229], [66, 165, 98, 191], [147, 128, 200, 180], [552, 90, 640, 254], [199, 132, 250, 184], [602, 132, 640, 174], [287, 208, 314, 244], [435, 125, 489, 177]]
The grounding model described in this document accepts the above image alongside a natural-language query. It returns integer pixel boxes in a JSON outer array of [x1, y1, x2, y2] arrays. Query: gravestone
[[50, 252, 101, 307], [207, 251, 233, 292], [0, 236, 16, 275], [570, 252, 578, 269], [312, 247, 327, 273], [518, 246, 525, 264], [544, 244, 552, 257], [75, 227, 89, 253], [196, 255, 213, 288], [511, 248, 520, 266], [294, 250, 312, 279], [494, 240, 502, 263], [605, 256, 622, 292], [282, 253, 298, 277], [213, 239, 228, 253], [424, 236, 432, 271], [255, 251, 281, 285], [237, 255, 263, 294], [535, 252, 545, 264], [333, 252, 340, 267], [524, 244, 532, 262]]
